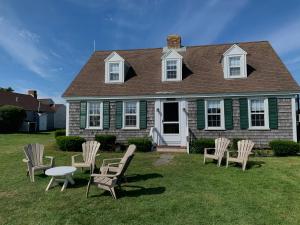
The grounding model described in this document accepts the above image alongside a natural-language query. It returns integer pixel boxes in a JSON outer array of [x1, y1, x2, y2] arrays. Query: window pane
[[109, 63, 119, 81], [251, 99, 264, 112], [125, 115, 136, 126], [163, 123, 179, 134], [89, 115, 100, 127], [167, 70, 177, 79], [125, 102, 136, 114], [166, 60, 177, 79], [251, 114, 265, 127], [89, 102, 100, 114], [250, 99, 265, 127], [229, 56, 240, 67], [207, 100, 221, 128], [230, 67, 240, 76], [208, 115, 221, 127]]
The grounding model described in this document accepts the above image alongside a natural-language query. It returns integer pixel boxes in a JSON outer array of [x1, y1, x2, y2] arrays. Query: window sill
[[85, 127, 103, 130], [248, 128, 270, 131], [105, 81, 124, 84], [122, 127, 140, 130], [204, 128, 225, 131]]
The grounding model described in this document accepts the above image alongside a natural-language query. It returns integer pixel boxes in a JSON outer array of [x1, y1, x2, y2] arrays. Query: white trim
[[205, 99, 225, 130], [66, 102, 69, 136], [64, 92, 298, 101], [104, 52, 125, 84], [161, 49, 183, 82], [86, 101, 103, 130], [248, 98, 269, 130], [122, 101, 140, 129], [291, 97, 297, 142]]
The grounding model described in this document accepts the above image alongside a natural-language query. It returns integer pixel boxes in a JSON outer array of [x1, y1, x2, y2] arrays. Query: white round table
[[45, 166, 77, 192]]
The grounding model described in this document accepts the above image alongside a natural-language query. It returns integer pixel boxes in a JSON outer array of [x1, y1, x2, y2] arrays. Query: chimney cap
[[167, 34, 181, 49]]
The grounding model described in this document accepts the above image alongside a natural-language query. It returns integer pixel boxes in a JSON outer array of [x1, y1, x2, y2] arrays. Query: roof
[[63, 41, 300, 98], [0, 91, 54, 112]]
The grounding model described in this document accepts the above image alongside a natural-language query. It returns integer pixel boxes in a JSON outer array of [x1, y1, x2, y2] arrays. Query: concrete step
[[156, 146, 187, 153]]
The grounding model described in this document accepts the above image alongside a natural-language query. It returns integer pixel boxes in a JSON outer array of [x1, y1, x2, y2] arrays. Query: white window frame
[[205, 99, 225, 130], [248, 98, 269, 130], [123, 101, 140, 129], [86, 101, 103, 129], [161, 49, 182, 82], [104, 51, 125, 84], [228, 56, 242, 77], [223, 44, 247, 79]]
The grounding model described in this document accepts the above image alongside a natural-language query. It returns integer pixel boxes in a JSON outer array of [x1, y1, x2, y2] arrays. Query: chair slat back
[[116, 145, 136, 177], [120, 144, 136, 165], [237, 140, 254, 160], [82, 141, 100, 164], [214, 137, 230, 156], [24, 143, 44, 166]]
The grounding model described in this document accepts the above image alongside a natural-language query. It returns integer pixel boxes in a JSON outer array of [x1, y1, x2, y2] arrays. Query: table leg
[[67, 175, 75, 185], [46, 177, 56, 191], [61, 179, 68, 192]]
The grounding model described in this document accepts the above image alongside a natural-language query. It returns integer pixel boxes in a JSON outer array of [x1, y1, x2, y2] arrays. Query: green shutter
[[197, 99, 205, 129], [115, 101, 123, 129], [224, 99, 233, 130], [239, 98, 248, 129], [139, 100, 147, 129], [80, 101, 87, 129], [268, 98, 278, 129], [103, 101, 110, 129]]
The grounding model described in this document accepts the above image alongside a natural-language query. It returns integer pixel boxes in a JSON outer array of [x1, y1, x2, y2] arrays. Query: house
[[0, 90, 66, 131], [63, 35, 300, 151]]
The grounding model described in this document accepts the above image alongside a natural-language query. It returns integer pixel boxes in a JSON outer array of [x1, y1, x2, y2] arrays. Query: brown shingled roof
[[0, 91, 54, 112], [63, 41, 300, 98]]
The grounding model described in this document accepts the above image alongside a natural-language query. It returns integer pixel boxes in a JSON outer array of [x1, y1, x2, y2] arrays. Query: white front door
[[154, 99, 188, 147]]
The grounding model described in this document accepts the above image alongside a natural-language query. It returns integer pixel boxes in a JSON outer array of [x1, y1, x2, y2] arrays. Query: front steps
[[156, 146, 187, 153]]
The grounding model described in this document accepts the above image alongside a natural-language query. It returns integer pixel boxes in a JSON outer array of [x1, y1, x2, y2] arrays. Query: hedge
[[127, 137, 152, 152], [56, 136, 85, 151], [54, 129, 66, 138], [95, 134, 116, 151], [269, 140, 300, 156], [0, 105, 26, 132], [189, 138, 215, 154]]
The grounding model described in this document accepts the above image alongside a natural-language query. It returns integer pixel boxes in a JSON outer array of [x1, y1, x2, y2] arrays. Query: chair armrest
[[45, 156, 55, 167], [102, 158, 122, 167], [91, 173, 117, 178], [204, 148, 215, 155], [107, 162, 123, 167]]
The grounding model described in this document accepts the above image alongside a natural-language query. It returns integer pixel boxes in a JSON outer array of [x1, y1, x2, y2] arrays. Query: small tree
[[0, 87, 14, 92], [0, 105, 26, 132]]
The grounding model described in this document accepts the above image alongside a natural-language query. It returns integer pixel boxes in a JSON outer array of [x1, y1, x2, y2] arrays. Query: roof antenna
[[93, 40, 96, 52]]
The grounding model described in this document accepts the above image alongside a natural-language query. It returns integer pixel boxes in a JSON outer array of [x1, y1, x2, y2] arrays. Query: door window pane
[[163, 102, 179, 122]]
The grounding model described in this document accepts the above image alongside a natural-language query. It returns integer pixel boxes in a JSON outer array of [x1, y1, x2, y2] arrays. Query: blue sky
[[0, 0, 300, 103]]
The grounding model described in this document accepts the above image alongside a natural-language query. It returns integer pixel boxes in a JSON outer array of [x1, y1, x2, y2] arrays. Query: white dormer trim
[[161, 49, 183, 82], [104, 51, 125, 84], [223, 44, 247, 79]]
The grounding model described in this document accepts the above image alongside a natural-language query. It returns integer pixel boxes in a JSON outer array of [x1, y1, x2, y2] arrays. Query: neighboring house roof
[[38, 98, 55, 105], [0, 91, 54, 112], [63, 41, 300, 98], [51, 104, 65, 111]]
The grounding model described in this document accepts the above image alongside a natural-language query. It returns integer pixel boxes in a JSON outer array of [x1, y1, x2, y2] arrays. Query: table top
[[45, 166, 76, 176]]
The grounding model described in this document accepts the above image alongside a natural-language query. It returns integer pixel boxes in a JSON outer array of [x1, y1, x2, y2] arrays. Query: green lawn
[[1, 132, 300, 225]]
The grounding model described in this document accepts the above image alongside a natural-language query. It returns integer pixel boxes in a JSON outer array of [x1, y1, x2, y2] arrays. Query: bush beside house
[[56, 136, 85, 151], [269, 140, 300, 156], [127, 137, 152, 152], [95, 134, 116, 151], [0, 105, 26, 132], [54, 129, 66, 138], [189, 138, 215, 154]]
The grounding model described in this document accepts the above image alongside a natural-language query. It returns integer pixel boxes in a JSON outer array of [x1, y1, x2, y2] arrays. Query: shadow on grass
[[227, 160, 265, 170], [90, 185, 166, 199], [126, 173, 163, 183]]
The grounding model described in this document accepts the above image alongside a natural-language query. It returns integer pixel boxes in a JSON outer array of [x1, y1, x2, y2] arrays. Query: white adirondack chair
[[23, 143, 55, 182], [204, 137, 230, 167], [226, 140, 255, 171], [86, 144, 136, 199], [72, 141, 100, 173]]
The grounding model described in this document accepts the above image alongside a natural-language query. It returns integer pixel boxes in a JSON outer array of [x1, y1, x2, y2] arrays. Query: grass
[[1, 132, 300, 225]]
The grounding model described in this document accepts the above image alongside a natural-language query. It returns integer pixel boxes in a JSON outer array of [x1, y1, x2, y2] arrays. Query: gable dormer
[[104, 51, 126, 84], [223, 44, 247, 79], [161, 49, 183, 82]]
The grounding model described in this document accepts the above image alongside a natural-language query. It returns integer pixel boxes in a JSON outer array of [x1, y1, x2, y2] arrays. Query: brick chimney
[[167, 34, 181, 49], [28, 90, 37, 99]]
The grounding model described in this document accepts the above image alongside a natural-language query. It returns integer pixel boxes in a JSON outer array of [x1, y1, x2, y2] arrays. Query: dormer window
[[223, 44, 247, 79], [162, 49, 182, 81], [105, 51, 127, 84]]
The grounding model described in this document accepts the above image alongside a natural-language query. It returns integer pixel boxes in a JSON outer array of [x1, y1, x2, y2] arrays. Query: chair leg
[[86, 178, 92, 198], [242, 162, 247, 171], [110, 187, 117, 199], [217, 158, 222, 167], [226, 159, 229, 168], [203, 156, 206, 164], [30, 168, 35, 182]]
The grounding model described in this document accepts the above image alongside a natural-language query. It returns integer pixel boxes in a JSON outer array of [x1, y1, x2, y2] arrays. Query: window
[[109, 63, 120, 81], [229, 56, 241, 76], [249, 99, 269, 129], [166, 60, 177, 79], [87, 102, 102, 129], [124, 101, 139, 129], [205, 100, 224, 129]]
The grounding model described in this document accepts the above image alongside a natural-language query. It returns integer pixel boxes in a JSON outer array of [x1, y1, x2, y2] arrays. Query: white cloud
[[0, 17, 51, 78], [268, 20, 300, 54]]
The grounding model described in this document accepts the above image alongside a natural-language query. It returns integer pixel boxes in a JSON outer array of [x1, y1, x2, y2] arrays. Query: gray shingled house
[[63, 35, 300, 151]]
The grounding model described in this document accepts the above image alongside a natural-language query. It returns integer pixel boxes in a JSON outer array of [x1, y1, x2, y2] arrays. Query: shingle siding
[[69, 100, 154, 142], [188, 98, 293, 148]]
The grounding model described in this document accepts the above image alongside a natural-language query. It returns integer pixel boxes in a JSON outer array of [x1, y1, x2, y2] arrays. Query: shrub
[[95, 134, 116, 151], [56, 136, 85, 151], [127, 137, 152, 152], [230, 138, 243, 151], [269, 140, 300, 156], [189, 138, 215, 154], [54, 129, 66, 138], [0, 105, 26, 132]]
